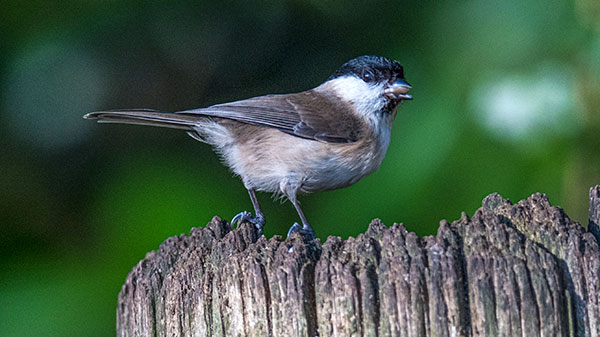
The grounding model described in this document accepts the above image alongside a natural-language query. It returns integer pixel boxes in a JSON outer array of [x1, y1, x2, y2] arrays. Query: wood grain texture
[[117, 188, 600, 337]]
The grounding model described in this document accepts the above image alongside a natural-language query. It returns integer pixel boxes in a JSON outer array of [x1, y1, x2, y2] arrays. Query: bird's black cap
[[328, 55, 406, 83]]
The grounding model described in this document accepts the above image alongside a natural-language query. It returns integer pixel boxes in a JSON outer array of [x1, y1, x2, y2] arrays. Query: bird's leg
[[247, 188, 266, 228], [231, 188, 266, 235], [287, 198, 315, 239]]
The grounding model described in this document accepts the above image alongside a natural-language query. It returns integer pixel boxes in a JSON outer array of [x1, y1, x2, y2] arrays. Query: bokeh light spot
[[471, 63, 581, 144]]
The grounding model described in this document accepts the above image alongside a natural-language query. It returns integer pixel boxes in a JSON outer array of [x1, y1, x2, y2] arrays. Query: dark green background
[[1, 1, 599, 335]]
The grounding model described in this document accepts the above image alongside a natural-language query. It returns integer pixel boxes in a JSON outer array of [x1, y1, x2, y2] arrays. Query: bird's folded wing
[[178, 91, 363, 143]]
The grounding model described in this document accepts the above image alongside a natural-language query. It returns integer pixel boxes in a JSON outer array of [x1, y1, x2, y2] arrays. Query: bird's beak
[[384, 79, 412, 100]]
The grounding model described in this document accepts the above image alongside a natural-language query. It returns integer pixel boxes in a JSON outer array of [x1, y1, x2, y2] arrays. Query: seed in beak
[[384, 79, 412, 100]]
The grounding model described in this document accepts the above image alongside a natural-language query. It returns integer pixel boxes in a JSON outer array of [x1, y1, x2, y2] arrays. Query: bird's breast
[[299, 125, 392, 193]]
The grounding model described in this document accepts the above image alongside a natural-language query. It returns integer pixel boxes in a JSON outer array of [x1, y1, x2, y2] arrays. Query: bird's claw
[[231, 211, 265, 235], [287, 222, 315, 240], [231, 211, 252, 226]]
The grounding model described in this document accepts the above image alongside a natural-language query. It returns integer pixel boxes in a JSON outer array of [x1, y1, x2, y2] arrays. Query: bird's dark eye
[[362, 70, 375, 82]]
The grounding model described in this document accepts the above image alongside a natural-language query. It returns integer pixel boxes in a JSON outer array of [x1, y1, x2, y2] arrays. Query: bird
[[84, 55, 412, 238]]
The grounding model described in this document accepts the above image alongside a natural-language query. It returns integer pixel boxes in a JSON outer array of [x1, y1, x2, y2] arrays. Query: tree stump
[[117, 187, 600, 337]]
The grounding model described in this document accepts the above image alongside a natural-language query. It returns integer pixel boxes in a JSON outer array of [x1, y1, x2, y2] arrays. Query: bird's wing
[[178, 90, 364, 143]]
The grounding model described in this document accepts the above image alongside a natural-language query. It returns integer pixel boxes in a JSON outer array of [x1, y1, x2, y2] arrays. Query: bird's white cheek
[[321, 76, 387, 127]]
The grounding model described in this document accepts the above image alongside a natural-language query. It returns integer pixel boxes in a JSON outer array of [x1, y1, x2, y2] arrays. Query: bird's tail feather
[[83, 109, 201, 130]]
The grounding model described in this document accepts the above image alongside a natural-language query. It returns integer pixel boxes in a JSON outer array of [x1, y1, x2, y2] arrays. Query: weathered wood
[[117, 187, 600, 337]]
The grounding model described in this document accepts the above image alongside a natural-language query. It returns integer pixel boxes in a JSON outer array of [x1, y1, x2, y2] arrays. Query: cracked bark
[[117, 186, 600, 337]]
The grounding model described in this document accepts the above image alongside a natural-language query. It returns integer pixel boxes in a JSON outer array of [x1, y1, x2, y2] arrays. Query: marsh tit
[[84, 55, 412, 238]]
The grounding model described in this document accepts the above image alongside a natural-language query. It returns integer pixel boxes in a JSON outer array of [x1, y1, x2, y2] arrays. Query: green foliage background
[[1, 1, 599, 335]]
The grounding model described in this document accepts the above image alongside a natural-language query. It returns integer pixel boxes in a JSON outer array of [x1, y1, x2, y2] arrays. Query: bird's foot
[[231, 211, 265, 235], [287, 222, 315, 240]]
